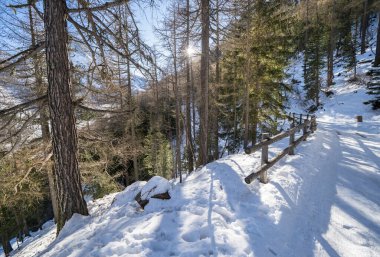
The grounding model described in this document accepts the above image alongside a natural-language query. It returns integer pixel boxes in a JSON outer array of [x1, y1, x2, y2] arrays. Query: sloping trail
[[201, 115, 380, 257], [7, 99, 380, 257]]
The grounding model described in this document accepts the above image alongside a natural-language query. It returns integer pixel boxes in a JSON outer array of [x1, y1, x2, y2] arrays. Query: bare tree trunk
[[251, 85, 259, 146], [315, 6, 320, 107], [0, 234, 13, 257], [44, 0, 88, 233], [303, 0, 309, 81], [28, 5, 59, 224], [213, 0, 220, 161], [353, 20, 358, 78], [173, 7, 182, 182], [327, 1, 336, 87], [185, 0, 194, 173], [375, 14, 380, 67], [360, 0, 368, 54], [22, 216, 30, 238], [233, 65, 238, 152], [243, 82, 250, 150], [200, 0, 210, 165], [191, 61, 197, 165], [125, 13, 138, 182]]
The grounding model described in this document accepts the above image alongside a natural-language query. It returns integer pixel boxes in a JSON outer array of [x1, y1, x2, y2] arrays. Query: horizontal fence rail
[[244, 114, 317, 184]]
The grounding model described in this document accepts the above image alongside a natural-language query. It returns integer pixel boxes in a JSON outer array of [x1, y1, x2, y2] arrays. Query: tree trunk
[[243, 82, 250, 150], [28, 5, 59, 224], [233, 65, 238, 152], [199, 0, 210, 166], [125, 14, 138, 182], [353, 20, 358, 78], [185, 0, 194, 173], [315, 7, 320, 107], [47, 168, 59, 223], [375, 14, 380, 67], [251, 85, 259, 146], [213, 0, 220, 161], [1, 234, 13, 257], [44, 0, 88, 233], [22, 217, 30, 238], [327, 1, 336, 87], [191, 61, 197, 165], [360, 0, 368, 54], [173, 7, 182, 182]]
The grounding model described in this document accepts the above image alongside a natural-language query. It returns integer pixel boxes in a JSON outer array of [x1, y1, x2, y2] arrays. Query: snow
[[3, 23, 380, 257], [140, 176, 171, 201], [6, 88, 380, 256]]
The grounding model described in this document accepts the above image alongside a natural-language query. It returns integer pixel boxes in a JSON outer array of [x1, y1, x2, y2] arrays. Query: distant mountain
[[132, 75, 148, 92]]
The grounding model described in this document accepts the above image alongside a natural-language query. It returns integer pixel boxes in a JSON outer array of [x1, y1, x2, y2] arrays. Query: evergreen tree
[[302, 1, 327, 110], [143, 131, 173, 179]]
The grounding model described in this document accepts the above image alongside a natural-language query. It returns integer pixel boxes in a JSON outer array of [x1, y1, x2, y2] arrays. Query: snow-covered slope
[[4, 28, 380, 257], [6, 69, 380, 256]]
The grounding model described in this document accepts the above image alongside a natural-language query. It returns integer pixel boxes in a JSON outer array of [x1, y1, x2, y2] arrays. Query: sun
[[186, 46, 195, 57]]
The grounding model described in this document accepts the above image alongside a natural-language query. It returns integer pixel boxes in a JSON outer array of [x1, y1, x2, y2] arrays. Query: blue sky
[[131, 1, 170, 48]]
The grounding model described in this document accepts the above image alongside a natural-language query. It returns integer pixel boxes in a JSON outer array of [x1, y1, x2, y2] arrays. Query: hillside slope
[[3, 43, 380, 257], [5, 74, 380, 256]]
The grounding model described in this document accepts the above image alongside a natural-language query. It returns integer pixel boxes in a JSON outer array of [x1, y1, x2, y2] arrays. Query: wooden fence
[[244, 113, 317, 184]]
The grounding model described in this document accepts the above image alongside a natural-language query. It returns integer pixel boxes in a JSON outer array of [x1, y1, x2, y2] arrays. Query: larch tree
[[199, 0, 210, 165], [44, 0, 88, 232], [375, 12, 380, 67]]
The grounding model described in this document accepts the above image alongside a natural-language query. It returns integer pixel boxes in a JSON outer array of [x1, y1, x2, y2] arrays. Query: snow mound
[[140, 176, 171, 201]]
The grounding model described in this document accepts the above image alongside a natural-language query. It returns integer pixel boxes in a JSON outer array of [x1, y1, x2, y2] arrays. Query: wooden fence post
[[311, 116, 316, 133], [303, 120, 308, 141], [260, 133, 270, 184], [289, 122, 295, 155]]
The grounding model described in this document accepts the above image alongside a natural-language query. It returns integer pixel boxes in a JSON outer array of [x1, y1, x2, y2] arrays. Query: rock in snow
[[135, 176, 171, 208]]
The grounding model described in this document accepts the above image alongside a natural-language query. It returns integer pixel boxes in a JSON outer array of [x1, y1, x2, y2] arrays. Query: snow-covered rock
[[140, 176, 171, 201], [135, 176, 171, 209]]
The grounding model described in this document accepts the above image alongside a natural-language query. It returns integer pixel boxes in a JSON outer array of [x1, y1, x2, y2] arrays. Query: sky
[[131, 1, 170, 48]]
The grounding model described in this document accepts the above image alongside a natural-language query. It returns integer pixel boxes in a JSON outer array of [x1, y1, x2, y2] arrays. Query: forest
[[0, 0, 379, 256]]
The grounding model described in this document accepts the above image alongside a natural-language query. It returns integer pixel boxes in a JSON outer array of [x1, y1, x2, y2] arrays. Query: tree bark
[[185, 0, 194, 173], [375, 13, 380, 67], [213, 0, 220, 161], [44, 0, 88, 233], [0, 234, 13, 257], [199, 0, 210, 166], [125, 12, 139, 182], [173, 6, 182, 182], [243, 82, 250, 150], [28, 5, 59, 224], [327, 0, 336, 87], [360, 0, 368, 54]]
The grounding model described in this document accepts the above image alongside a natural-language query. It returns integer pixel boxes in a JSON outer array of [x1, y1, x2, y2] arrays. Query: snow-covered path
[[6, 81, 380, 257], [254, 119, 380, 257]]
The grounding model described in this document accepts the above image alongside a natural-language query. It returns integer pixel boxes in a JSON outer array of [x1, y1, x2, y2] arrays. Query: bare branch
[[0, 95, 47, 116], [0, 43, 45, 74], [68, 0, 129, 13], [77, 104, 135, 114]]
